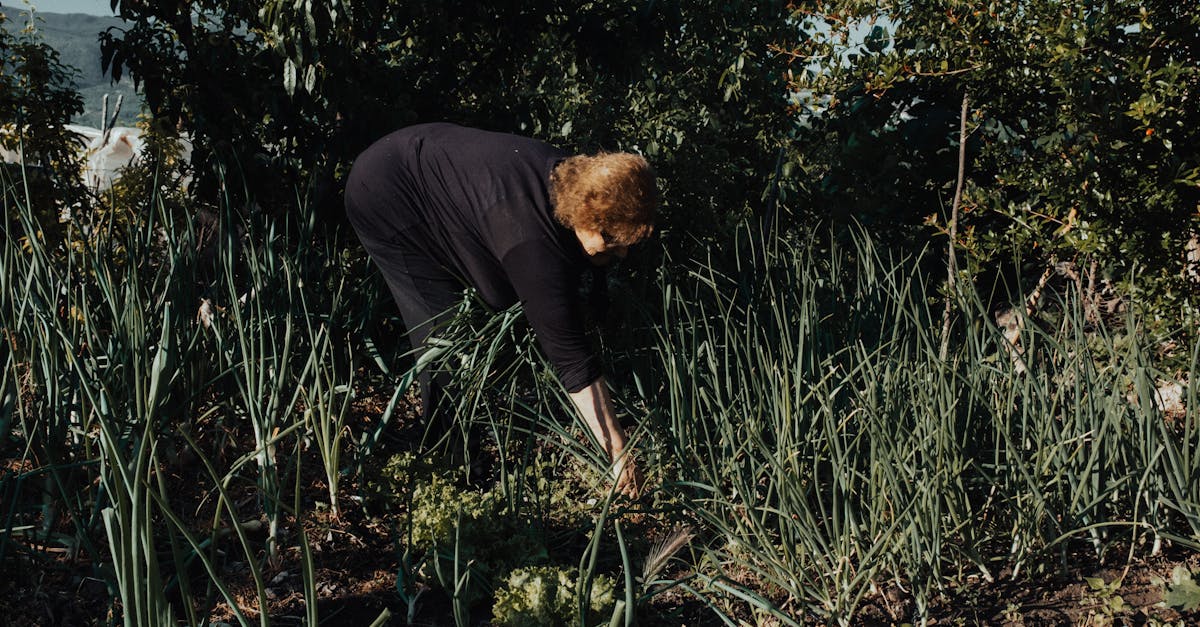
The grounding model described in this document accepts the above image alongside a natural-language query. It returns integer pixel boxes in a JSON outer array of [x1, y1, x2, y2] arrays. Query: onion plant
[[623, 224, 1200, 623], [298, 300, 353, 518], [1, 167, 346, 623], [5, 150, 1197, 625], [1, 171, 106, 561], [3, 174, 205, 624]]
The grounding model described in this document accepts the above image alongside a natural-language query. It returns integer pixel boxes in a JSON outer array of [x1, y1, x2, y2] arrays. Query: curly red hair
[[549, 152, 658, 245]]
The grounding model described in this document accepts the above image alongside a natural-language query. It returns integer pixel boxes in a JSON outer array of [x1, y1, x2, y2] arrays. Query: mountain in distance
[[1, 5, 144, 127]]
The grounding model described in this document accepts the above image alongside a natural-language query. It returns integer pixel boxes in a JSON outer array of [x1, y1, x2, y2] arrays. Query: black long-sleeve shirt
[[345, 123, 601, 392]]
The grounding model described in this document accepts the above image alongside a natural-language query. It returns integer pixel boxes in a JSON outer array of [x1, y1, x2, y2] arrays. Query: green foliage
[[5, 161, 1199, 622], [9, 4, 1200, 623], [492, 565, 616, 627], [1158, 566, 1200, 612], [100, 1, 793, 240], [381, 452, 549, 609], [623, 221, 1200, 623], [0, 7, 85, 209], [1082, 576, 1129, 620], [2, 165, 233, 625], [783, 1, 1200, 319], [1, 155, 370, 624], [406, 470, 503, 553], [0, 6, 140, 126]]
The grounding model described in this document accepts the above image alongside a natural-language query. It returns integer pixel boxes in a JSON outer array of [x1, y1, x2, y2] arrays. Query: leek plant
[[211, 211, 311, 561], [299, 294, 353, 518], [628, 225, 1200, 623], [210, 198, 365, 545], [5, 149, 1198, 625], [2, 173, 208, 624], [1, 166, 352, 623]]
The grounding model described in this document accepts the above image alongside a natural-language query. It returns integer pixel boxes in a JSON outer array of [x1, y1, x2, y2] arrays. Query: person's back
[[346, 123, 579, 310]]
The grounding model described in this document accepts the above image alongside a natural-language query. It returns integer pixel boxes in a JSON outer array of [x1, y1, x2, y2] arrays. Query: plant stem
[[940, 91, 970, 362]]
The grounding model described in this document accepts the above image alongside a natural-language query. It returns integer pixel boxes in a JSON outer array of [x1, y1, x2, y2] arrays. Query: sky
[[4, 0, 115, 15]]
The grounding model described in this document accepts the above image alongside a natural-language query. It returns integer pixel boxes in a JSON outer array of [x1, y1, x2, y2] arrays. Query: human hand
[[611, 451, 645, 499]]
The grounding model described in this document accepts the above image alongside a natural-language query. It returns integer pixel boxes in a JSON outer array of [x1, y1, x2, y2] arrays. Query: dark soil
[[854, 548, 1200, 626]]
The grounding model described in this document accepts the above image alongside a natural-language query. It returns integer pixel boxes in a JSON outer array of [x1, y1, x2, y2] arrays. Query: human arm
[[498, 242, 641, 493], [568, 376, 644, 497]]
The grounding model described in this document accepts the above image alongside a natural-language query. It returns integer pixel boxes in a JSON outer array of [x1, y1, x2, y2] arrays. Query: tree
[[101, 0, 796, 241], [780, 1, 1200, 313], [1, 7, 85, 204]]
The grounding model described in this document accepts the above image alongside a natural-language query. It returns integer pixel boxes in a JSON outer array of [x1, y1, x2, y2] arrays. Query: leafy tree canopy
[[1, 8, 85, 211], [781, 0, 1199, 304], [100, 0, 795, 240]]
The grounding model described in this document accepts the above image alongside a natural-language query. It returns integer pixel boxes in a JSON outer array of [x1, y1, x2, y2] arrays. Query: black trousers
[[345, 194, 461, 437]]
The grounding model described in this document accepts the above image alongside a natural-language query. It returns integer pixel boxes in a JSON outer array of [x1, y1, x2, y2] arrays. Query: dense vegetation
[[0, 5, 140, 126], [3, 1, 1199, 625]]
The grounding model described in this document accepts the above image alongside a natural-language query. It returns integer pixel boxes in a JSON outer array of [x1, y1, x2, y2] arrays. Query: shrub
[[0, 7, 85, 228]]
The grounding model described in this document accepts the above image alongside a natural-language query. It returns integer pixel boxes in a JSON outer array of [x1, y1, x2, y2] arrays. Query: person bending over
[[345, 123, 657, 495]]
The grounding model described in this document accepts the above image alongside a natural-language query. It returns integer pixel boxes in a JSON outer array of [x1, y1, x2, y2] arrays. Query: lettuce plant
[[492, 566, 616, 627]]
